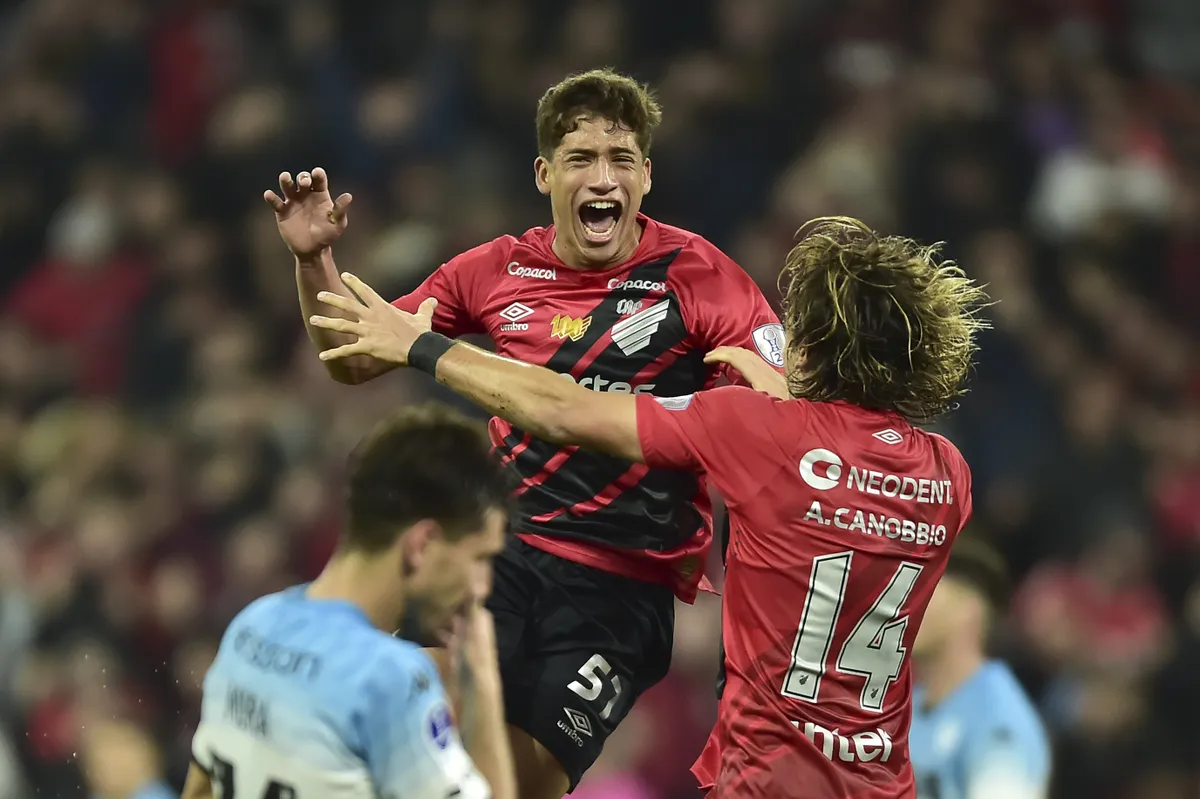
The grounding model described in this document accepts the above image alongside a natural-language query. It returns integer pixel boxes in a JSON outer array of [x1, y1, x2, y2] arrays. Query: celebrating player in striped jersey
[[269, 69, 782, 798]]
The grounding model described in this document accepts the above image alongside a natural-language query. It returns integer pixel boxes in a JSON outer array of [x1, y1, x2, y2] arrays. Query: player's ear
[[400, 520, 438, 573], [534, 156, 552, 196], [642, 157, 652, 196]]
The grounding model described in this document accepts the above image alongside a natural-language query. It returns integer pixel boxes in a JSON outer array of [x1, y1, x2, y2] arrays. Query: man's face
[[401, 508, 507, 644], [535, 116, 651, 268]]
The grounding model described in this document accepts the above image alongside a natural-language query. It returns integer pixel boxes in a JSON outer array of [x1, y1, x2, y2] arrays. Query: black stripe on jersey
[[542, 250, 681, 375], [500, 427, 563, 484], [522, 300, 690, 509], [497, 251, 682, 482], [516, 348, 710, 551], [569, 460, 703, 551]]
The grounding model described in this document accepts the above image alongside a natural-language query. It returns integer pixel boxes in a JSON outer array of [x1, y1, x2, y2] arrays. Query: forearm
[[433, 342, 581, 445], [427, 339, 644, 461], [461, 671, 517, 799], [296, 250, 394, 384]]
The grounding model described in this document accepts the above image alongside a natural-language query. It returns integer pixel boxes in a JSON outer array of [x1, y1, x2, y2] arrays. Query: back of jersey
[[191, 587, 488, 799], [711, 399, 972, 798]]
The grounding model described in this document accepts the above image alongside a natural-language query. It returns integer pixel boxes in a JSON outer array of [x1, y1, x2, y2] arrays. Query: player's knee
[[506, 725, 571, 799]]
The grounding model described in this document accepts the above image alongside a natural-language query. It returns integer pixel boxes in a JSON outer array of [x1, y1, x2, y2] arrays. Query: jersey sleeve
[[390, 242, 500, 338], [961, 721, 1050, 799], [683, 244, 786, 384], [635, 386, 794, 503], [360, 650, 491, 799]]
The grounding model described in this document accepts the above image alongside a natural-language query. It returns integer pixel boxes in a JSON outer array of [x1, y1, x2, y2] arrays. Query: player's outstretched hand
[[705, 346, 791, 399], [264, 167, 353, 258], [309, 273, 436, 364]]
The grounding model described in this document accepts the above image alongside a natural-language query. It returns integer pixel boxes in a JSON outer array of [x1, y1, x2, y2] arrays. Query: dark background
[[1, 0, 1199, 797]]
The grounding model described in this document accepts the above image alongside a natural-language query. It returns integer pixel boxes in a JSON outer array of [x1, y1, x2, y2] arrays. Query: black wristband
[[409, 332, 455, 375]]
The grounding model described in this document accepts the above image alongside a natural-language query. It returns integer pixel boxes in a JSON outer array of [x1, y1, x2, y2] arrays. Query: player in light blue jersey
[[179, 405, 517, 799], [910, 537, 1051, 799]]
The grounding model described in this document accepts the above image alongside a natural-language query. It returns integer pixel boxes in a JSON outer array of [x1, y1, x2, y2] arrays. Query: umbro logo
[[500, 302, 534, 322], [563, 708, 592, 737], [611, 300, 671, 355], [872, 429, 903, 445]]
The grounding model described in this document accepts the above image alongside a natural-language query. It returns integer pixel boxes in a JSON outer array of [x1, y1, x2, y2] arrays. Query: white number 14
[[782, 551, 923, 713]]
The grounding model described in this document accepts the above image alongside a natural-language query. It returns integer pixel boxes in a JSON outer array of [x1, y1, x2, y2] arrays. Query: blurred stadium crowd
[[1, 0, 1199, 797]]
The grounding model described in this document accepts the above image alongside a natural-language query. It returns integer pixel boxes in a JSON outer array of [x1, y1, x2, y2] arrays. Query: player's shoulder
[[922, 427, 968, 464], [918, 428, 972, 489], [962, 662, 1047, 747], [674, 384, 793, 414], [219, 588, 429, 694], [975, 662, 1042, 723], [224, 587, 295, 630], [367, 637, 442, 696], [652, 387, 801, 449], [646, 217, 748, 279]]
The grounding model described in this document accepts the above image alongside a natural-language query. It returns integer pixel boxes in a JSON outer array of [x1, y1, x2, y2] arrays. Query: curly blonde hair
[[779, 217, 990, 422]]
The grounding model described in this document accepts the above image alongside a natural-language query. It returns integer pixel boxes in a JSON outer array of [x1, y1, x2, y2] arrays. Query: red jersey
[[393, 215, 781, 601], [636, 387, 973, 799]]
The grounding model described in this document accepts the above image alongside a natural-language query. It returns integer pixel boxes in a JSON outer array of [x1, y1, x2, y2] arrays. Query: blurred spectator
[[0, 1, 1197, 797], [79, 720, 175, 799]]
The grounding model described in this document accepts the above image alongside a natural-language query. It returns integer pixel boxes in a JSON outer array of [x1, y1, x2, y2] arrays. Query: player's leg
[[506, 725, 571, 799], [498, 539, 675, 795]]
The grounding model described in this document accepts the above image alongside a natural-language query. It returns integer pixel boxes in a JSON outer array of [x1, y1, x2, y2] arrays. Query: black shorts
[[486, 536, 675, 792]]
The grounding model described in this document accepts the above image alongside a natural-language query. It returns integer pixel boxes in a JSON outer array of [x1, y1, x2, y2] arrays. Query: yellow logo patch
[[550, 314, 592, 342]]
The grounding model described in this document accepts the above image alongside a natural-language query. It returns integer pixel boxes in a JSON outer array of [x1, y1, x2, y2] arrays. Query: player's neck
[[308, 553, 405, 633], [918, 645, 986, 709], [550, 225, 641, 270]]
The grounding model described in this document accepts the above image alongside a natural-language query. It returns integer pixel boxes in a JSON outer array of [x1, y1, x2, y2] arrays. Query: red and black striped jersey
[[392, 215, 782, 601]]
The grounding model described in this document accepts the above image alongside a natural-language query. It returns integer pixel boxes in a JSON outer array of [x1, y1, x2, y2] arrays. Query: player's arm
[[428, 338, 645, 463], [309, 273, 784, 473], [299, 252, 483, 385], [268, 169, 486, 386], [263, 168, 384, 385], [308, 272, 642, 459], [394, 339, 780, 498], [180, 762, 213, 799], [295, 248, 394, 385], [705, 346, 790, 399]]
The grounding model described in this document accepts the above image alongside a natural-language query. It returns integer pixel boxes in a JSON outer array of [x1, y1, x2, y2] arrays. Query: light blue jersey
[[191, 587, 489, 799], [909, 661, 1050, 799]]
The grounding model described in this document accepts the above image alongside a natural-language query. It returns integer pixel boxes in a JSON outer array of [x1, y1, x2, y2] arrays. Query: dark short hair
[[536, 68, 663, 158], [944, 536, 1010, 611], [780, 217, 990, 422], [343, 404, 512, 552]]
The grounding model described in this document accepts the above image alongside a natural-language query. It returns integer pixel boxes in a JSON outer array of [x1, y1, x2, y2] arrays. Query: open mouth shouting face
[[578, 198, 622, 243], [536, 115, 652, 268]]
